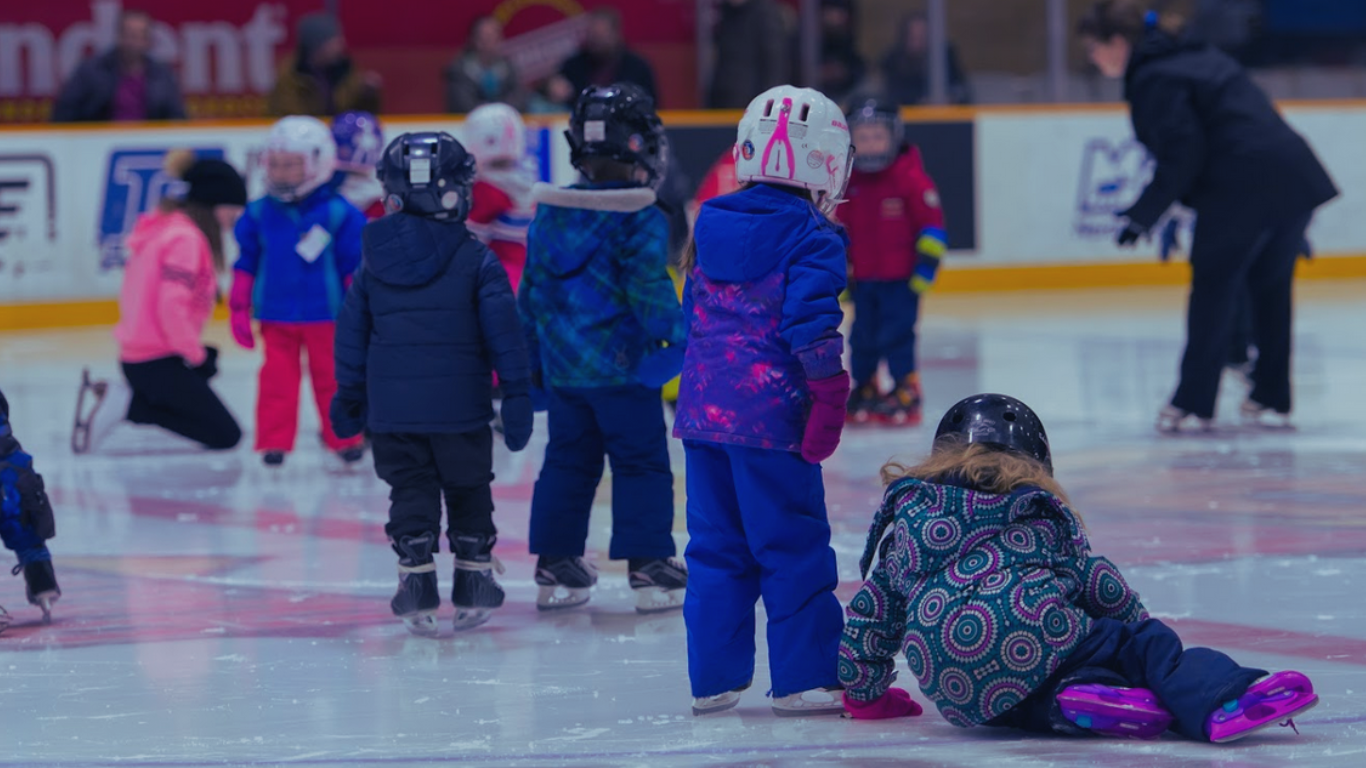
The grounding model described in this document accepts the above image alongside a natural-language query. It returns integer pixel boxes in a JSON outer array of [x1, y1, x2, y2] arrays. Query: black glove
[[17, 468, 55, 540], [1116, 221, 1145, 248], [329, 390, 366, 440], [193, 345, 220, 380], [500, 394, 533, 452], [1298, 236, 1313, 261]]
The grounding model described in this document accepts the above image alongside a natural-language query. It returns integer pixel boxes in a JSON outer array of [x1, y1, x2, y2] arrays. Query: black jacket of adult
[[1121, 29, 1336, 230], [708, 0, 789, 109], [559, 48, 658, 105], [334, 214, 530, 434], [51, 50, 187, 122]]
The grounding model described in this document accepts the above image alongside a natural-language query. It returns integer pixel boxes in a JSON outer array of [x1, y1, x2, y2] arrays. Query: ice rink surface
[[2, 282, 1366, 767]]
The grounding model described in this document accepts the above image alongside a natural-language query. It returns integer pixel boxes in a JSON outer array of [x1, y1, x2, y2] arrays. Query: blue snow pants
[[850, 280, 921, 386]]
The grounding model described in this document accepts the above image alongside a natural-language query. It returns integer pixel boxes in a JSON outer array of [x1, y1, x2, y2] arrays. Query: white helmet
[[734, 85, 853, 216], [263, 115, 337, 202], [465, 103, 526, 168]]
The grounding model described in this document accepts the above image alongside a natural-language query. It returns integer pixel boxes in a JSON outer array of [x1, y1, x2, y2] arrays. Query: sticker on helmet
[[924, 189, 941, 208], [628, 134, 644, 152], [442, 191, 460, 210], [806, 150, 825, 169], [585, 120, 607, 142], [741, 141, 755, 160]]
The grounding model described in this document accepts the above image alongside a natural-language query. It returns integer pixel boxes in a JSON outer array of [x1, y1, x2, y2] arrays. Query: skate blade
[[400, 611, 440, 638], [452, 607, 494, 631], [0, 606, 11, 634], [29, 591, 57, 624], [1211, 697, 1319, 743], [771, 702, 847, 718], [536, 584, 591, 611], [71, 370, 102, 455], [634, 586, 684, 614]]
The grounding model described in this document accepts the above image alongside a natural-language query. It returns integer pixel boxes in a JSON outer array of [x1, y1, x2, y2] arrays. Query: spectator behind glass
[[546, 8, 658, 107], [447, 15, 527, 113], [817, 0, 867, 106], [268, 12, 382, 117], [51, 10, 187, 122], [708, 0, 791, 109], [881, 12, 972, 106]]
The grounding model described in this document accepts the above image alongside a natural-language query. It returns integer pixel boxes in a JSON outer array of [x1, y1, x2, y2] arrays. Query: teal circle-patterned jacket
[[839, 477, 1149, 726]]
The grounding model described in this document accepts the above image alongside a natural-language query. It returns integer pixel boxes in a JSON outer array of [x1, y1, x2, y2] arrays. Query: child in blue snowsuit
[[0, 388, 60, 630], [520, 83, 688, 613], [674, 85, 854, 717]]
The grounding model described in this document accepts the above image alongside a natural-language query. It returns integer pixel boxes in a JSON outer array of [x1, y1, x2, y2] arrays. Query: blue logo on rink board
[[99, 148, 225, 271], [528, 126, 552, 183], [1073, 138, 1154, 238]]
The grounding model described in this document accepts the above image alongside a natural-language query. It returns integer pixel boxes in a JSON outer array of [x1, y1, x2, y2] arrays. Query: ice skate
[[390, 533, 440, 637], [262, 451, 286, 467], [1156, 405, 1213, 434], [772, 686, 847, 717], [628, 557, 687, 614], [534, 555, 597, 611], [846, 383, 881, 425], [71, 369, 131, 454], [0, 604, 11, 634], [693, 680, 751, 716], [450, 534, 505, 631], [1057, 684, 1173, 739], [875, 375, 924, 427], [337, 446, 366, 465], [1207, 671, 1318, 744], [18, 560, 60, 624], [1240, 399, 1293, 430]]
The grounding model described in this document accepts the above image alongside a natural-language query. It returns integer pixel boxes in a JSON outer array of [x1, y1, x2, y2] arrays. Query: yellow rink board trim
[[5, 256, 1364, 332]]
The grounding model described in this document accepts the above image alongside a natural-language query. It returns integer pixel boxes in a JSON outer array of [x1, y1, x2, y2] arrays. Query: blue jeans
[[682, 441, 843, 697]]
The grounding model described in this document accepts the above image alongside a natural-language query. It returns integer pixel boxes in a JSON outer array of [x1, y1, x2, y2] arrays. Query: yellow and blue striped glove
[[910, 227, 947, 294]]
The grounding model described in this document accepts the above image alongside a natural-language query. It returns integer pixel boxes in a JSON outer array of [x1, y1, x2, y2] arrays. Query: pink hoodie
[[114, 210, 216, 366]]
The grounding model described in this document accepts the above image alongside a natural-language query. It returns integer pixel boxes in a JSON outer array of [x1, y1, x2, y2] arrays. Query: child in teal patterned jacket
[[839, 394, 1318, 744]]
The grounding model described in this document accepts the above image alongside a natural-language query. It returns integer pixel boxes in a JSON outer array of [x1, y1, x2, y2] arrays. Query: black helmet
[[377, 132, 476, 221], [846, 94, 905, 173], [934, 394, 1052, 474], [566, 82, 669, 189]]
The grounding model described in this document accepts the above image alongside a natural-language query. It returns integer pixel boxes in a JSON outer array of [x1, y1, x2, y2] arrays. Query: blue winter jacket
[[233, 187, 366, 323], [673, 184, 849, 452], [333, 214, 529, 434], [520, 182, 685, 388]]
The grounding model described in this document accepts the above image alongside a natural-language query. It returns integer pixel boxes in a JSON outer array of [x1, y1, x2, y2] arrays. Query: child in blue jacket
[[676, 86, 854, 717], [230, 116, 367, 467], [520, 83, 688, 614], [332, 132, 532, 636], [1, 388, 60, 630]]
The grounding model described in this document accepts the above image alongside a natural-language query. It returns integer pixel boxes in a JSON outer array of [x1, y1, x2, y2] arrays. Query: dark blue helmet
[[566, 82, 668, 189], [934, 394, 1052, 474], [846, 94, 905, 173], [332, 111, 384, 172], [376, 132, 476, 220]]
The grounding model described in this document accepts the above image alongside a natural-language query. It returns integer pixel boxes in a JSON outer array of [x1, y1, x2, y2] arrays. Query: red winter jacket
[[840, 146, 946, 282]]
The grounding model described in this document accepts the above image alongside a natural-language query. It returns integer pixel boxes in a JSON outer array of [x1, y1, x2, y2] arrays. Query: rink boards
[[2, 103, 1365, 328]]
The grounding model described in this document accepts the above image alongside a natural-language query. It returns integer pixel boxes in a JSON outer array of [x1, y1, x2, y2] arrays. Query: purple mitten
[[843, 689, 924, 720], [802, 371, 850, 464]]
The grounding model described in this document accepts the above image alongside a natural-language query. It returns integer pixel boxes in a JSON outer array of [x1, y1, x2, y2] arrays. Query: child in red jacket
[[464, 103, 536, 293], [838, 96, 947, 427]]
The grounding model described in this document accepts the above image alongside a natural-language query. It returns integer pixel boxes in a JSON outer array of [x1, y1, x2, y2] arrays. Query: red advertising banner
[[0, 0, 702, 122]]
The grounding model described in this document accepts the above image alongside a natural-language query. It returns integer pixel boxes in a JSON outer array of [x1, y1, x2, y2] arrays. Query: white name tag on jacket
[[296, 225, 332, 263]]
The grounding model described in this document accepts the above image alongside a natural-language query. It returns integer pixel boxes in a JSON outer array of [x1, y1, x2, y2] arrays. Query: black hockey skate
[[17, 560, 60, 624], [390, 533, 440, 637], [0, 603, 11, 635], [534, 555, 597, 611], [450, 534, 505, 631], [628, 557, 687, 614]]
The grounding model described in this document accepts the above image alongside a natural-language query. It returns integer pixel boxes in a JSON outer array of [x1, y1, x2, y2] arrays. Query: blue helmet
[[566, 82, 668, 189], [376, 132, 476, 220], [332, 111, 385, 173]]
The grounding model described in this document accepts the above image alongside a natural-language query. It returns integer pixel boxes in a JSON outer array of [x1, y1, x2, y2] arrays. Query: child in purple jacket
[[674, 86, 854, 717]]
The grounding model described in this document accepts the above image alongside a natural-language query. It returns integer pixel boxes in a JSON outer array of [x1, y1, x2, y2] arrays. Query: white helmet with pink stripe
[[465, 102, 526, 168], [733, 85, 853, 216]]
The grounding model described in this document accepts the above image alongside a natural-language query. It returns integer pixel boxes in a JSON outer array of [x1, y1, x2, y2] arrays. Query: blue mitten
[[329, 389, 366, 439], [636, 344, 685, 388]]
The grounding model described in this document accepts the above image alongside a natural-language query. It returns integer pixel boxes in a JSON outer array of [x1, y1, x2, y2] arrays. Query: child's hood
[[693, 184, 844, 283], [362, 214, 469, 288], [879, 478, 1089, 579], [530, 182, 657, 277]]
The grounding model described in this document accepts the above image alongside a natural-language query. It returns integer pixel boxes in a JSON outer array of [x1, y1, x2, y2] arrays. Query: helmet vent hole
[[1003, 412, 1017, 422], [799, 103, 811, 122], [951, 412, 964, 425], [764, 99, 775, 116]]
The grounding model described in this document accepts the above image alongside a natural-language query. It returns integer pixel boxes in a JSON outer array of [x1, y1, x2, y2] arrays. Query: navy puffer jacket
[[334, 214, 529, 434]]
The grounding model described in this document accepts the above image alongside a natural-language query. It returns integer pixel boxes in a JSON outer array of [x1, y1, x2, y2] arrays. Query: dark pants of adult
[[1226, 285, 1255, 366], [372, 428, 496, 549], [850, 280, 921, 386], [122, 354, 241, 450], [988, 618, 1266, 741], [1170, 211, 1312, 418], [529, 385, 675, 561]]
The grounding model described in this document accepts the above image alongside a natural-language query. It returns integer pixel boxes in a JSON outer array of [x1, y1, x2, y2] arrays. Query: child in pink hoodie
[[74, 150, 247, 454]]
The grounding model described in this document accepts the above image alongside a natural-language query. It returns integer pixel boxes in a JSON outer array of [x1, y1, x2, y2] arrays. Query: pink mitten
[[843, 688, 923, 720], [229, 270, 255, 350], [801, 370, 850, 464]]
